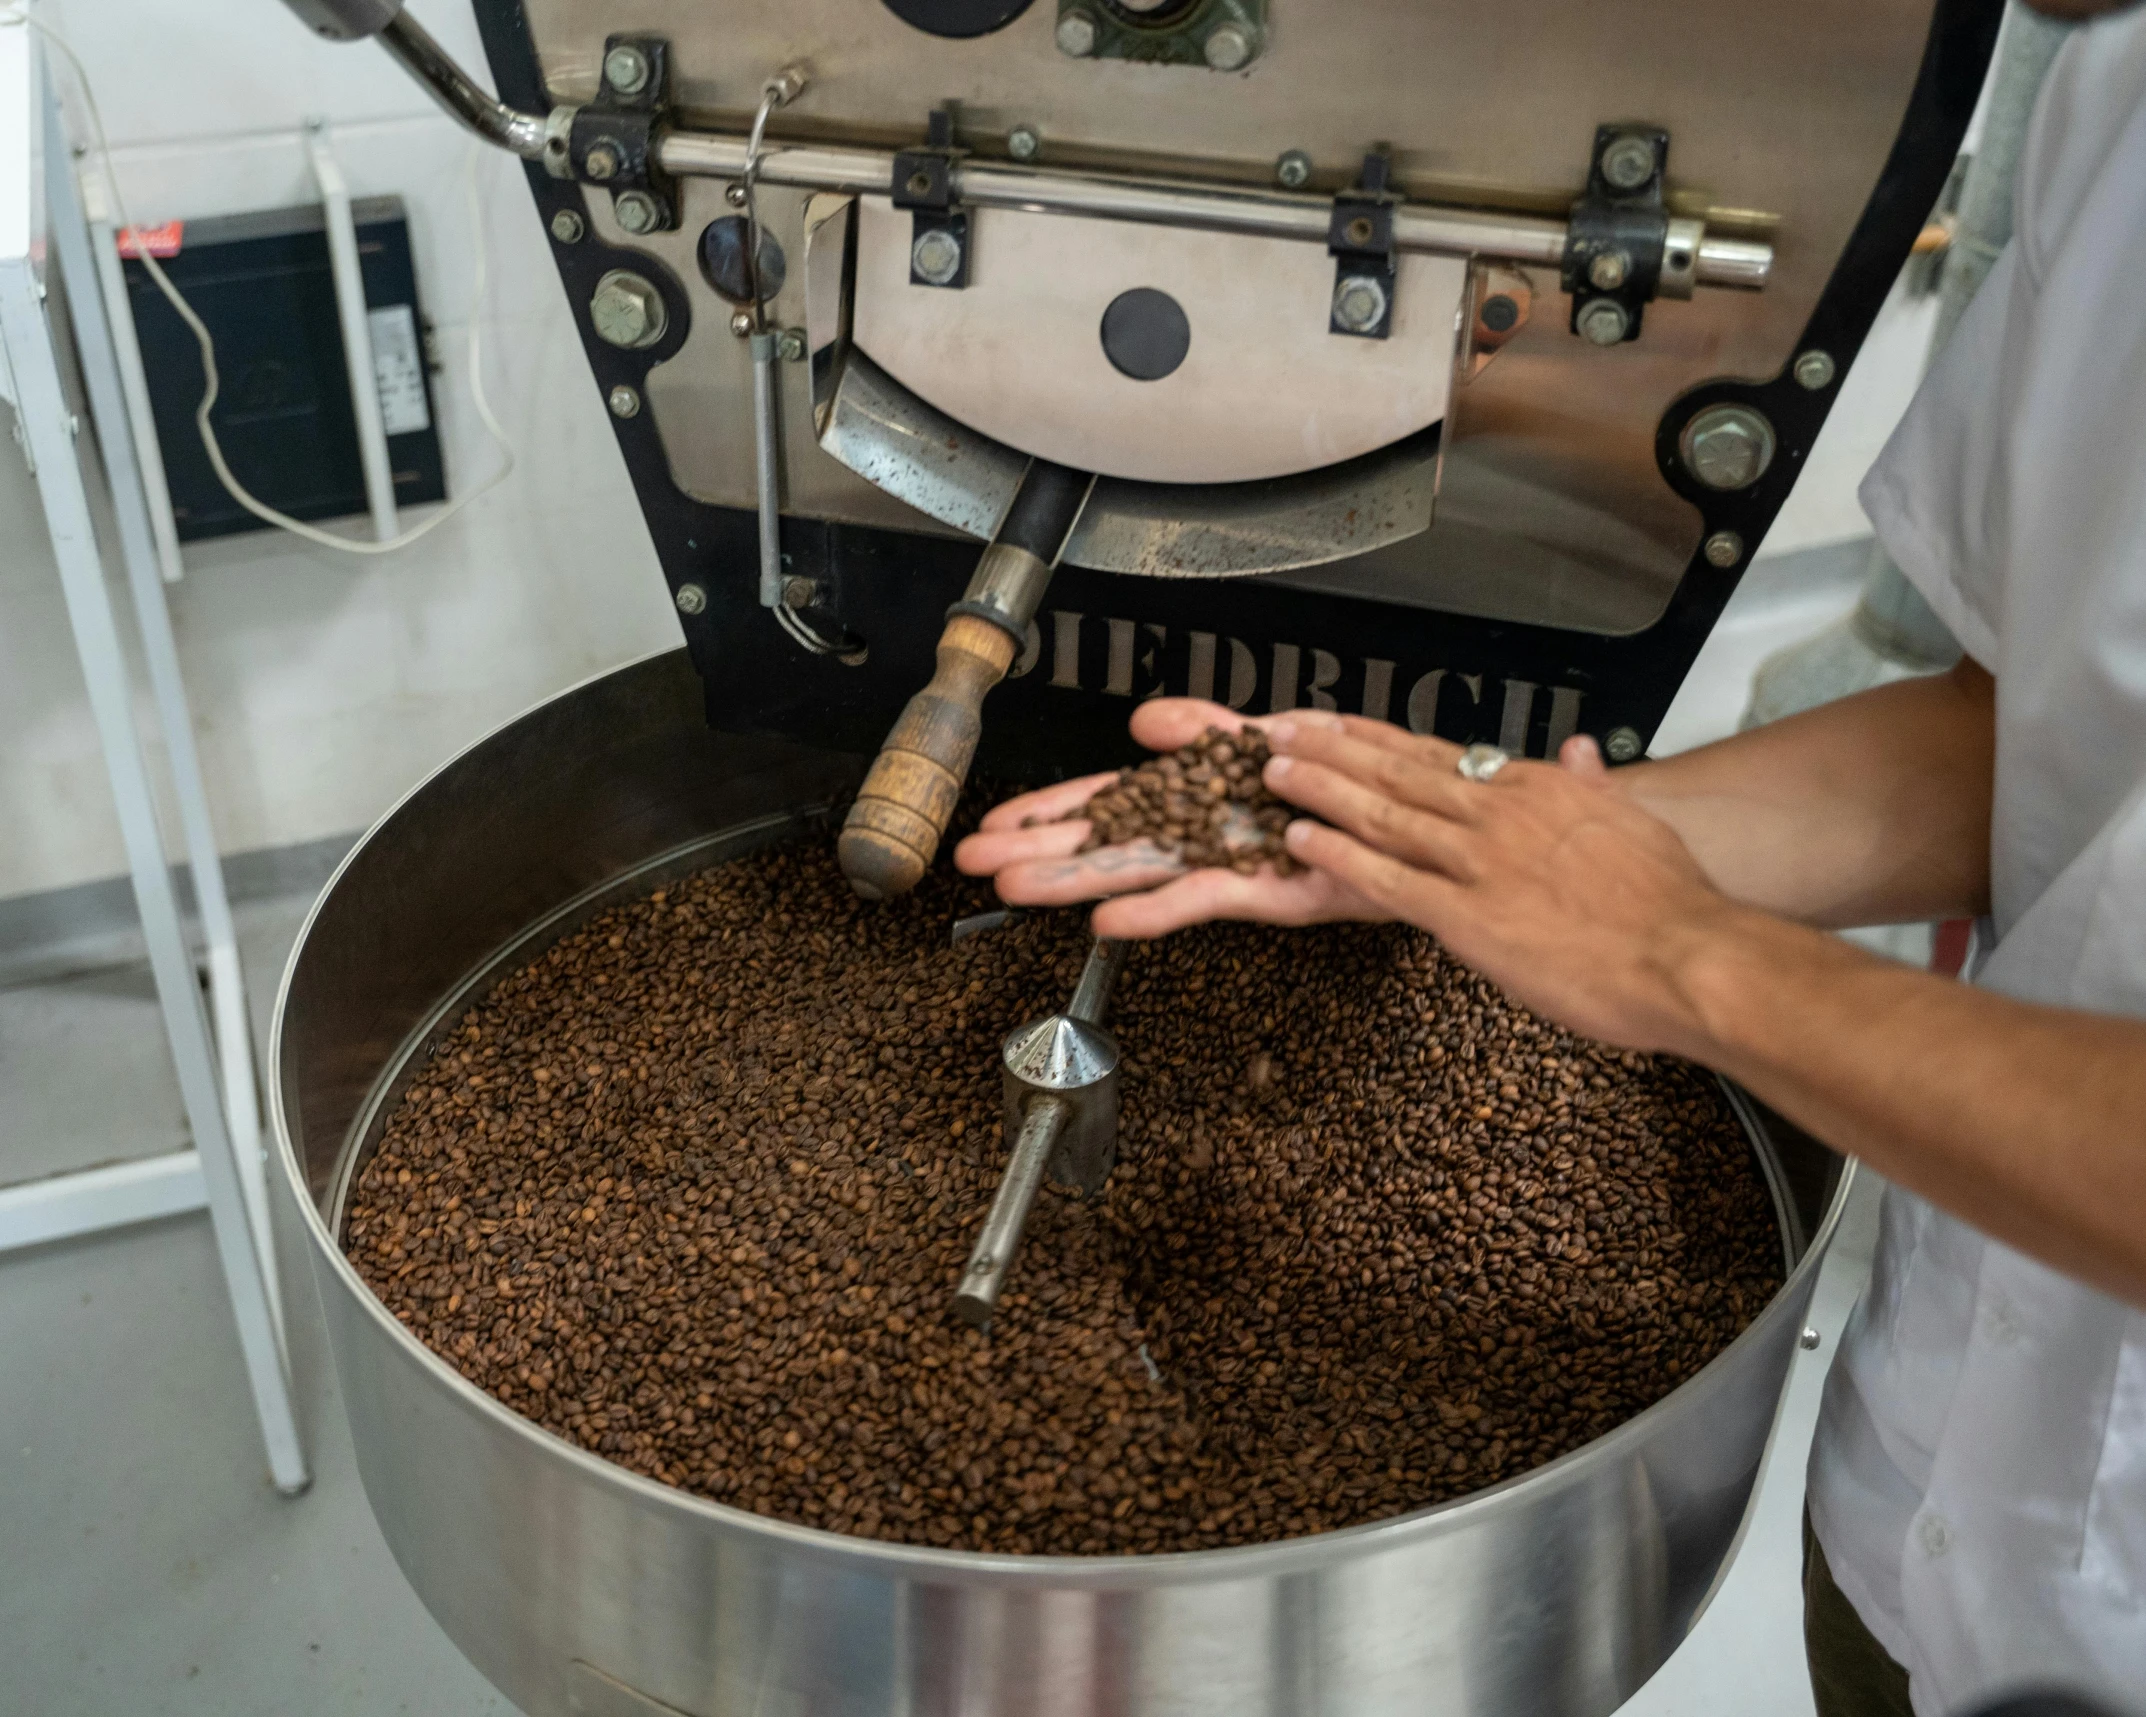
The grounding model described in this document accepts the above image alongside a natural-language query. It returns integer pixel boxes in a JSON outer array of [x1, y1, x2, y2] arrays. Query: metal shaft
[[952, 1095, 1070, 1329], [376, 12, 551, 158], [751, 330, 784, 607], [1068, 938, 1127, 1027]]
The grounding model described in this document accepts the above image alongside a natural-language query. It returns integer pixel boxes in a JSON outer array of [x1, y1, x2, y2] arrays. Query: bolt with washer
[[1794, 349, 1838, 391], [1600, 132, 1657, 192], [674, 583, 708, 615], [912, 227, 965, 286], [1204, 23, 1254, 70], [608, 384, 641, 419], [781, 575, 821, 609], [612, 190, 660, 235], [1681, 404, 1778, 491], [1332, 274, 1389, 335], [1275, 149, 1312, 190], [1703, 530, 1744, 569], [1055, 9, 1097, 56], [776, 327, 808, 363], [1576, 298, 1630, 346], [603, 44, 650, 96], [589, 271, 667, 349], [1604, 727, 1644, 764], [1007, 125, 1041, 163], [1587, 250, 1629, 291], [550, 209, 585, 244]]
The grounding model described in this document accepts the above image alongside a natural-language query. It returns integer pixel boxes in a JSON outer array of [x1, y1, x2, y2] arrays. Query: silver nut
[[1703, 530, 1744, 569], [588, 270, 667, 350], [1799, 1326, 1823, 1351], [725, 182, 749, 208], [602, 44, 649, 96], [776, 327, 808, 363], [608, 384, 640, 419], [1587, 249, 1629, 291], [1576, 298, 1630, 346], [1332, 273, 1389, 335], [911, 226, 965, 286], [730, 309, 756, 337], [1275, 149, 1313, 190], [1604, 727, 1644, 764], [1007, 125, 1041, 163], [612, 190, 660, 235], [1203, 22, 1254, 70], [781, 575, 820, 609], [1794, 349, 1838, 391], [1681, 404, 1778, 491], [1600, 133, 1656, 192], [583, 143, 619, 182], [674, 583, 708, 616], [1055, 10, 1097, 56], [549, 209, 585, 244]]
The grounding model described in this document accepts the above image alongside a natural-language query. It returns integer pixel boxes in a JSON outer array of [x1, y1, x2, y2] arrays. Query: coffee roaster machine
[[269, 0, 1998, 1711]]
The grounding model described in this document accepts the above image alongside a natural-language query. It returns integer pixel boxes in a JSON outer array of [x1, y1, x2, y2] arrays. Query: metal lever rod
[[1068, 938, 1127, 1026], [952, 1096, 1069, 1330]]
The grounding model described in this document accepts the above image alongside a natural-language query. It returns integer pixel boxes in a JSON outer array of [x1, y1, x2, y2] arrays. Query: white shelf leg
[[305, 118, 399, 543]]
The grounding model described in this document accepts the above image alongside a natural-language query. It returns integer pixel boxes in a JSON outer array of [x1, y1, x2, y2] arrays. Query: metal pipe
[[952, 1095, 1070, 1329], [376, 11, 551, 159], [1068, 938, 1127, 1026], [305, 122, 400, 543], [751, 330, 784, 606]]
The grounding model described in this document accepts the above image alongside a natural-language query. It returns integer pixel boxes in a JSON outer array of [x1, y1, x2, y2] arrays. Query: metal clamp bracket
[[568, 35, 679, 235], [1327, 148, 1400, 340], [893, 107, 971, 290], [1561, 124, 1671, 345]]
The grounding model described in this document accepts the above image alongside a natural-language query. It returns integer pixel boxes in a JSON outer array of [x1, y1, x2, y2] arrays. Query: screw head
[[583, 142, 620, 182], [1007, 125, 1041, 163], [911, 226, 965, 286], [1600, 132, 1657, 192], [1055, 10, 1097, 56], [1703, 530, 1744, 569], [1587, 249, 1629, 291], [549, 209, 585, 244], [612, 190, 660, 234], [608, 384, 641, 418], [1681, 404, 1778, 491], [1576, 298, 1630, 345], [674, 583, 708, 616], [781, 575, 821, 609], [1794, 349, 1838, 391], [1799, 1326, 1823, 1351], [1203, 23, 1254, 70], [1332, 273, 1390, 335], [776, 327, 808, 363], [589, 270, 667, 349], [602, 44, 650, 96], [1604, 727, 1644, 764], [1275, 149, 1313, 190], [730, 309, 756, 337], [725, 182, 749, 208]]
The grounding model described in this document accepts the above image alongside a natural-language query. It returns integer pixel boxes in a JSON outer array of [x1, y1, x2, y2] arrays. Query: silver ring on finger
[[1456, 743, 1511, 783]]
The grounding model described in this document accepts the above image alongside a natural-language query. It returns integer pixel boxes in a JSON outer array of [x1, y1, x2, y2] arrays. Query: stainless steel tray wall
[[273, 651, 1847, 1717]]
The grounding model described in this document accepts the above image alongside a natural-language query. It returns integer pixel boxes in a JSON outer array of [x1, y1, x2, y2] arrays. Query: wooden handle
[[839, 614, 1019, 900]]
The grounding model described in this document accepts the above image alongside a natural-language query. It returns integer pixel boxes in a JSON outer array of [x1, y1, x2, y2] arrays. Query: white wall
[[0, 0, 1943, 905]]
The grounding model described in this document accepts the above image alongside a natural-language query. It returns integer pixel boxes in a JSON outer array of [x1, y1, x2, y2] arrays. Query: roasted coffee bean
[[1072, 726, 1301, 876], [347, 812, 1780, 1557]]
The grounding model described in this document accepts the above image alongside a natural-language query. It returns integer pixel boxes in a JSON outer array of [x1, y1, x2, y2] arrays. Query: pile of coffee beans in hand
[[1069, 725, 1300, 875], [348, 808, 1782, 1557]]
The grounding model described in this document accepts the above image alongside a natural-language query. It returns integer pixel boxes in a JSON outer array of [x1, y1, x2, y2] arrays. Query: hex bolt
[[725, 183, 749, 208], [602, 44, 650, 96], [776, 327, 808, 363], [1604, 727, 1644, 764], [1600, 132, 1657, 192], [613, 190, 660, 235], [1055, 9, 1098, 56], [1331, 274, 1389, 335], [1203, 23, 1254, 70], [1576, 298, 1630, 346], [1275, 149, 1312, 190], [1681, 404, 1779, 491], [1587, 250, 1629, 291], [912, 227, 965, 286], [1794, 349, 1838, 391], [1703, 530, 1744, 569], [1007, 125, 1042, 163], [781, 575, 821, 609], [583, 142, 620, 182], [608, 384, 641, 419], [549, 209, 585, 244], [589, 270, 667, 349], [674, 583, 708, 616], [1800, 1326, 1823, 1351]]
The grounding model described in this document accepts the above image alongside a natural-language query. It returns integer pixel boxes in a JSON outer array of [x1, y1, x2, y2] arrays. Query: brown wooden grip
[[839, 615, 1020, 900]]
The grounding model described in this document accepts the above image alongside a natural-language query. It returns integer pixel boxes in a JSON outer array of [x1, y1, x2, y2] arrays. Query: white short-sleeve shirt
[[1805, 13, 2146, 1714]]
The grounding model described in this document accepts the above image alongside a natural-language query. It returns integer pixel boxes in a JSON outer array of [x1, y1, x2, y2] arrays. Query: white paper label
[[367, 304, 430, 436]]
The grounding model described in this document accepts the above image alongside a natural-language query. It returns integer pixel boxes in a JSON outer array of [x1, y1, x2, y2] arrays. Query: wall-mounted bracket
[[1327, 147, 1399, 340], [568, 34, 679, 234], [893, 106, 970, 289], [1561, 124, 1672, 345]]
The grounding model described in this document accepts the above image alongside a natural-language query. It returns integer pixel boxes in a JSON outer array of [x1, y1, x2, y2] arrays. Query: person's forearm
[[1619, 662, 1995, 928], [1671, 912, 2146, 1305]]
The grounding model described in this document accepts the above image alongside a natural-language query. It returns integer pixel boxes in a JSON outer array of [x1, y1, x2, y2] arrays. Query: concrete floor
[[1, 547, 1893, 1715]]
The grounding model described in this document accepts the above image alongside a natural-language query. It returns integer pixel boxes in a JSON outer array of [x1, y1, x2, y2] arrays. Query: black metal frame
[[471, 0, 2003, 781]]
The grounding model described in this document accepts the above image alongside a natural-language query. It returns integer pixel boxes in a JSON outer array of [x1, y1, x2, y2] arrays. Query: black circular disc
[[1480, 293, 1520, 334], [879, 0, 1037, 38], [697, 216, 787, 307], [1100, 288, 1192, 382]]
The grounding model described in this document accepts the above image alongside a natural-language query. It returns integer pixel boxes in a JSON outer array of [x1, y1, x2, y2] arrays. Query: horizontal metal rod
[[656, 131, 1772, 289]]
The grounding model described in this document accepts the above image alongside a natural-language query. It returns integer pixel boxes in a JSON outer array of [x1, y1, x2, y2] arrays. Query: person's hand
[[1263, 713, 1745, 1055], [953, 699, 1386, 937]]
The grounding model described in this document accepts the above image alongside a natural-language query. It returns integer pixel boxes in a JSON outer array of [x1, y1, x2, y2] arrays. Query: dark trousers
[[1805, 1513, 1915, 1717]]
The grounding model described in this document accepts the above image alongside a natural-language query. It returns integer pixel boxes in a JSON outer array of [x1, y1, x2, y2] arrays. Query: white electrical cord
[[15, 7, 518, 557]]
